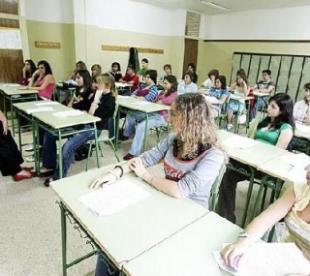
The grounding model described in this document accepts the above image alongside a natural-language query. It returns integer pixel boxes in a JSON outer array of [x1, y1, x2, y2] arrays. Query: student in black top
[[68, 69, 93, 111], [110, 62, 122, 82], [42, 73, 116, 186], [187, 63, 198, 83], [0, 111, 33, 181]]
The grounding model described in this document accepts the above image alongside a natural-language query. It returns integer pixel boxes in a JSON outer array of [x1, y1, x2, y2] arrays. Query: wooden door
[[182, 38, 198, 77]]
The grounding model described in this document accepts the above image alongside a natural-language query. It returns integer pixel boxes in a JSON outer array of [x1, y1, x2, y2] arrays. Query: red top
[[122, 74, 139, 91]]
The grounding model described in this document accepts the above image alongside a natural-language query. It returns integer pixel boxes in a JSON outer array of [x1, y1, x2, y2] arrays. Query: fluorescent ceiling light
[[200, 0, 230, 11]]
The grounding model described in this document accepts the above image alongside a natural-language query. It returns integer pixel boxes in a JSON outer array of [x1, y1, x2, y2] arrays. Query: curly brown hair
[[171, 93, 218, 160]]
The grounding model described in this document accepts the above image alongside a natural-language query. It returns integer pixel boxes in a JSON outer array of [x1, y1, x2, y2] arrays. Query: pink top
[[156, 91, 177, 122], [34, 75, 55, 100]]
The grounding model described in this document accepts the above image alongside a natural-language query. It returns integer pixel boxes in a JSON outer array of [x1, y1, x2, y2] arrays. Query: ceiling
[[131, 0, 310, 14]]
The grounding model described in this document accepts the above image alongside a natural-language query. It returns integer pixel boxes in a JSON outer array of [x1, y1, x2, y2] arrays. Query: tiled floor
[[0, 127, 252, 276]]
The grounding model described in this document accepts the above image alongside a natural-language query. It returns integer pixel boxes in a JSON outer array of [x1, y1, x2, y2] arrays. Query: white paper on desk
[[26, 107, 54, 114], [35, 101, 59, 106], [221, 136, 257, 150], [135, 101, 153, 105], [214, 242, 310, 276], [80, 180, 150, 216], [52, 110, 83, 118], [280, 153, 310, 169]]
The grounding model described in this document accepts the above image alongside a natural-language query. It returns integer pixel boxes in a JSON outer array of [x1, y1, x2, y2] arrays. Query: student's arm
[[221, 186, 296, 270], [29, 75, 54, 91], [0, 111, 8, 135], [259, 84, 274, 94], [144, 86, 158, 102], [230, 82, 237, 90], [275, 126, 293, 149]]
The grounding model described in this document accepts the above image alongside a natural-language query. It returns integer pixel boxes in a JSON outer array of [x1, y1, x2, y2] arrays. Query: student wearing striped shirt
[[90, 93, 225, 276], [122, 70, 159, 140]]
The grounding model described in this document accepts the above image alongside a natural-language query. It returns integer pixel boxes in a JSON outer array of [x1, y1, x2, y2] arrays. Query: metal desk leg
[[17, 111, 22, 151], [33, 120, 40, 175], [143, 113, 148, 151], [241, 167, 255, 227], [94, 124, 100, 168], [115, 106, 120, 150], [58, 129, 63, 179], [10, 97, 15, 136], [60, 203, 68, 276]]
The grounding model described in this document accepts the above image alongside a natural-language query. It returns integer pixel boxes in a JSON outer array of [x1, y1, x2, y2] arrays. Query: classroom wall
[[197, 41, 310, 86], [19, 0, 186, 81]]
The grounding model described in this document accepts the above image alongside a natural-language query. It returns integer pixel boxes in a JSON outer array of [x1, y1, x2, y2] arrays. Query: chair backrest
[[108, 104, 119, 139], [209, 164, 226, 211]]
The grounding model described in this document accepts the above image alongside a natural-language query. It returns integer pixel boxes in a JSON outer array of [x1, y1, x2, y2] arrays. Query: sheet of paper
[[221, 135, 257, 150], [35, 101, 59, 106], [26, 107, 54, 114], [79, 180, 150, 217], [280, 153, 310, 169], [52, 110, 83, 118], [135, 101, 153, 105], [214, 242, 310, 276]]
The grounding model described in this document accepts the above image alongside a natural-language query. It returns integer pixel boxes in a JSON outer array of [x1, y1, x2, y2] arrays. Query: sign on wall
[[35, 41, 61, 49], [101, 45, 164, 54]]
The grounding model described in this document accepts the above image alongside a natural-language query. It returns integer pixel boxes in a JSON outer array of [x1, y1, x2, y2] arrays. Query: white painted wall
[[202, 5, 310, 40]]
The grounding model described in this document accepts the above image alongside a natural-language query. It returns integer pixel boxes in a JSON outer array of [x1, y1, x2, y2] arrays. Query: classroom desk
[[0, 83, 38, 135], [253, 91, 270, 97], [115, 95, 170, 150], [123, 212, 241, 276], [14, 101, 101, 178], [217, 130, 288, 226], [51, 165, 208, 276], [295, 121, 310, 140]]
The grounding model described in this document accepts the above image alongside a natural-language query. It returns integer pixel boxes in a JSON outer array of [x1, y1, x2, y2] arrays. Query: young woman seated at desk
[[90, 93, 225, 276]]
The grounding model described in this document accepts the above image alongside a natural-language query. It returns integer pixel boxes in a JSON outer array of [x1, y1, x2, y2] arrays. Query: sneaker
[[227, 124, 233, 130], [238, 114, 247, 124], [123, 153, 135, 161]]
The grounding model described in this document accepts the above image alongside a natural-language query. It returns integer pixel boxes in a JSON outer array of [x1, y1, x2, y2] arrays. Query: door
[[183, 38, 198, 77]]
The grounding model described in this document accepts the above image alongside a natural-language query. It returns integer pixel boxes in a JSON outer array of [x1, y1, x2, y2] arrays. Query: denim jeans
[[252, 96, 268, 119], [42, 125, 99, 179], [124, 112, 166, 156], [95, 255, 117, 276]]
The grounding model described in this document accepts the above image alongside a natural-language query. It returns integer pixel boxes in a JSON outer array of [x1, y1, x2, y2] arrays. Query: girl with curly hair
[[90, 93, 225, 275]]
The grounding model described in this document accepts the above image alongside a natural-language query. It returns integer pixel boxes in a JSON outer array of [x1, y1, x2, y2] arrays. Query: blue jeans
[[95, 255, 117, 276], [42, 125, 99, 179], [252, 96, 268, 118], [124, 112, 166, 156]]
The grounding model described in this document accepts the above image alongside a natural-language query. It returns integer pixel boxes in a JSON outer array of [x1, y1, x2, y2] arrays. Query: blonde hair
[[95, 73, 118, 96], [171, 93, 218, 160]]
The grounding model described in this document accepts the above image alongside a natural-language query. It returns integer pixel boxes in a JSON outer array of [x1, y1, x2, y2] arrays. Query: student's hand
[[129, 158, 147, 178], [220, 240, 249, 270], [22, 66, 27, 76], [33, 69, 40, 77], [1, 118, 8, 135], [89, 172, 118, 189], [94, 90, 103, 104]]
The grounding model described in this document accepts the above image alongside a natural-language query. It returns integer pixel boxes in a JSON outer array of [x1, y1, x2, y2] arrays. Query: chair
[[85, 107, 120, 171], [209, 164, 226, 211], [216, 94, 231, 128]]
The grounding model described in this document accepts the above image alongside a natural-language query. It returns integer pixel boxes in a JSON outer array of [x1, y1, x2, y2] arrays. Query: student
[[218, 93, 295, 223], [19, 59, 36, 86], [293, 83, 310, 124], [187, 63, 198, 83], [204, 75, 228, 118], [159, 64, 173, 84], [202, 69, 219, 89], [110, 62, 122, 82], [121, 65, 140, 92], [67, 69, 94, 111], [28, 60, 56, 100], [123, 75, 178, 160], [90, 93, 225, 276], [137, 58, 149, 77], [69, 60, 87, 80], [91, 64, 102, 79], [252, 69, 275, 118], [42, 73, 116, 186], [177, 72, 198, 94], [0, 111, 33, 181], [121, 70, 159, 142], [227, 69, 249, 130], [221, 168, 310, 269]]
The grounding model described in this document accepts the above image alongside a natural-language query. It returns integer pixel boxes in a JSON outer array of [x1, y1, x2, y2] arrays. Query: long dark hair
[[236, 68, 248, 85], [37, 60, 53, 75], [164, 75, 178, 96], [25, 59, 36, 78], [75, 69, 91, 93], [216, 75, 226, 90], [257, 93, 295, 130]]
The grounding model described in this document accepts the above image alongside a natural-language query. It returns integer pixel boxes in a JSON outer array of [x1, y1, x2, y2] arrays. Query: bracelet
[[114, 165, 124, 178]]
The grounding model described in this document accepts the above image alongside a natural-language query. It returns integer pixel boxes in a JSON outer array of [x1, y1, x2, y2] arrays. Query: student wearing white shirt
[[202, 69, 219, 89], [177, 72, 198, 94]]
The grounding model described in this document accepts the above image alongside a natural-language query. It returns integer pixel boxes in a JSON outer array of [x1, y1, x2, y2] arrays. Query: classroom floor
[[0, 127, 251, 276]]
